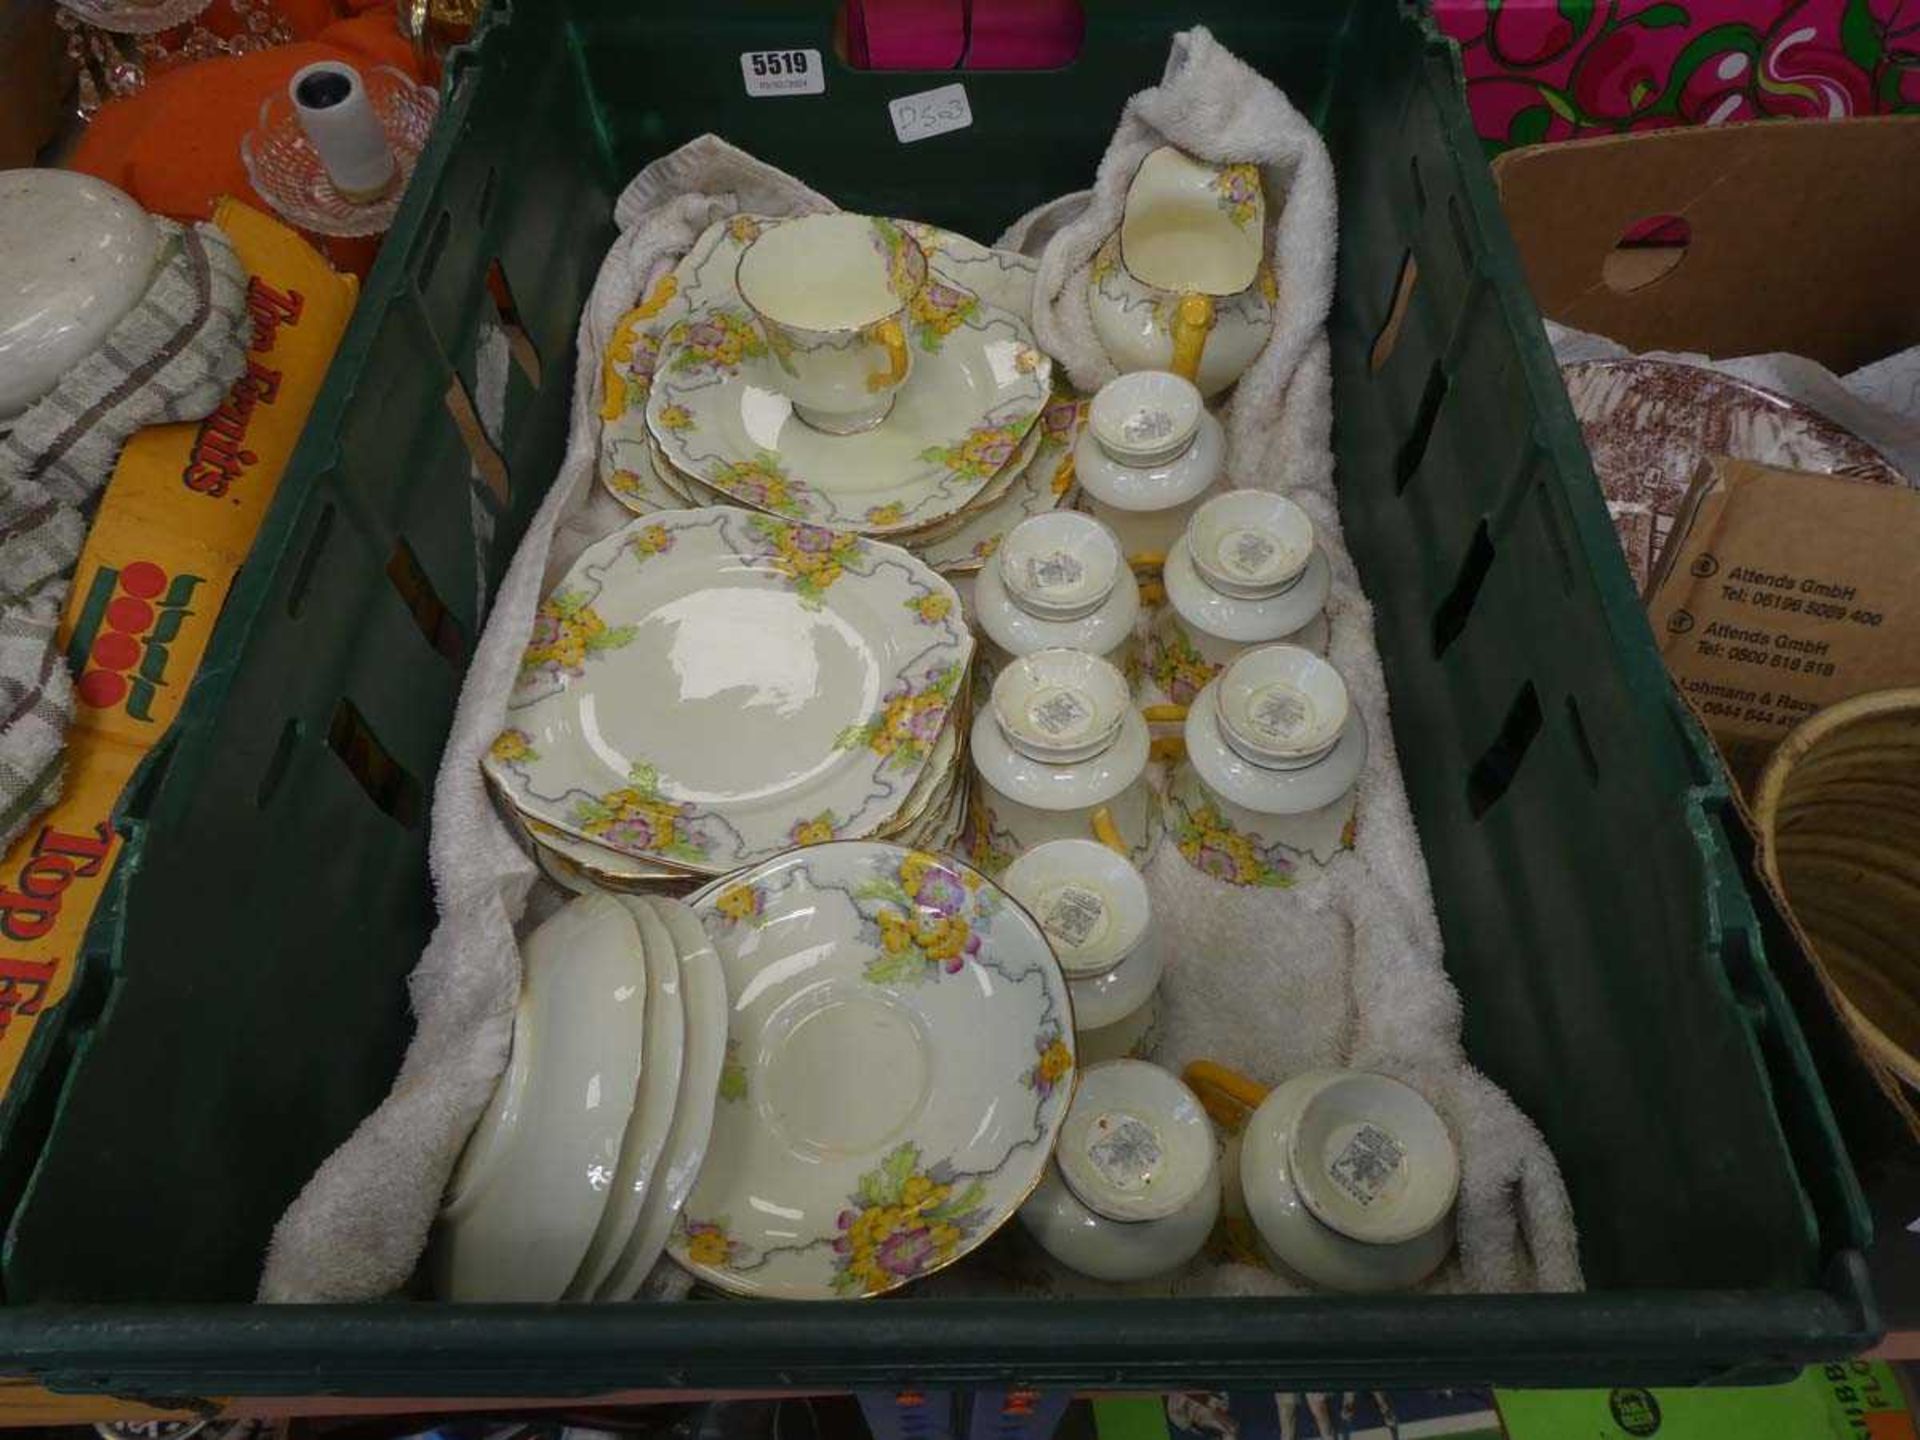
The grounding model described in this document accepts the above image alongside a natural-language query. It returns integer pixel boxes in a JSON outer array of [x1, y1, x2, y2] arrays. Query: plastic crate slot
[[1392, 361, 1448, 492], [326, 699, 423, 828], [284, 502, 336, 619], [1467, 681, 1543, 820], [386, 537, 468, 663], [485, 258, 543, 386], [1409, 153, 1426, 215], [1446, 194, 1475, 274], [477, 165, 499, 226], [1532, 478, 1576, 597], [255, 718, 302, 808], [1369, 249, 1417, 373], [1431, 517, 1493, 656], [416, 207, 453, 289], [445, 375, 511, 506], [1565, 694, 1601, 785]]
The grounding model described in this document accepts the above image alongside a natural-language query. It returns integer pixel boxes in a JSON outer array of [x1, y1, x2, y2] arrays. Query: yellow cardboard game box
[[0, 200, 357, 1106]]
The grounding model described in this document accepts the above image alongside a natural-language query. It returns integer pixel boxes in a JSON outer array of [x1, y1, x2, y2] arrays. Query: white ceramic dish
[[1215, 645, 1349, 768], [1075, 372, 1221, 511], [1001, 839, 1150, 980], [1018, 1060, 1218, 1281], [991, 650, 1131, 765], [968, 705, 1159, 873], [1186, 490, 1315, 599], [567, 896, 687, 1297], [1163, 532, 1331, 645], [485, 507, 971, 875], [1239, 1070, 1457, 1293], [648, 299, 1050, 535], [1185, 676, 1368, 816], [998, 510, 1124, 619], [436, 895, 648, 1301], [1019, 1151, 1217, 1282], [0, 171, 160, 428], [671, 841, 1074, 1299], [1056, 1060, 1214, 1222], [971, 699, 1150, 814], [971, 517, 1137, 677], [598, 897, 731, 1299], [1287, 1071, 1459, 1245]]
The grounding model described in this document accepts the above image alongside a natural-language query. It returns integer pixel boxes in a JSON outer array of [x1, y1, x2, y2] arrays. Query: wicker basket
[[1755, 688, 1920, 1092]]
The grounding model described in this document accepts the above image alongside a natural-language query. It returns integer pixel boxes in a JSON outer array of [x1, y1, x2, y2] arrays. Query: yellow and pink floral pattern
[[1170, 790, 1296, 889], [747, 515, 865, 604], [855, 849, 989, 984], [837, 662, 964, 773], [830, 1142, 989, 1296], [516, 589, 636, 691], [1149, 622, 1222, 707], [570, 762, 713, 866], [919, 418, 1028, 483], [1212, 163, 1263, 228]]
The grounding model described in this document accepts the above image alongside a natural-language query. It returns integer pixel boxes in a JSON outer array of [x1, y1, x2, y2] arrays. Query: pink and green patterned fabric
[[1431, 0, 1920, 152]]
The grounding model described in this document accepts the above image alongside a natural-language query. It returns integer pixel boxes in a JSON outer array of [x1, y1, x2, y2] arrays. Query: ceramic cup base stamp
[[967, 651, 1159, 875], [1148, 489, 1331, 707], [1074, 371, 1224, 563], [1019, 1061, 1220, 1282], [735, 213, 929, 435]]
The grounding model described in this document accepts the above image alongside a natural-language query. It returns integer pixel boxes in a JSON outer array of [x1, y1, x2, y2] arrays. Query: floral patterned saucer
[[484, 508, 972, 877], [646, 300, 1050, 535], [671, 841, 1074, 1298]]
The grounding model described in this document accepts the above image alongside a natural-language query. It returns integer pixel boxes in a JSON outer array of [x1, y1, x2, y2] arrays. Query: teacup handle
[[1183, 1059, 1271, 1130], [865, 318, 910, 394], [1090, 805, 1127, 855], [1141, 702, 1188, 763], [1169, 292, 1217, 383]]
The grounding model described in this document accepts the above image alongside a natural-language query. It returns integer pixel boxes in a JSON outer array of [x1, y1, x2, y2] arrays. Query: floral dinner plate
[[671, 841, 1074, 1299], [647, 301, 1050, 535], [485, 508, 972, 876]]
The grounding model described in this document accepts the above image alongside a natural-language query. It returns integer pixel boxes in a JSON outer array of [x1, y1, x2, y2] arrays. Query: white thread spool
[[288, 61, 397, 204]]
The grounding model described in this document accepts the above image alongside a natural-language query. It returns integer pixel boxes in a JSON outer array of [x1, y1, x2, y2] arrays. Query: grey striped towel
[[0, 217, 251, 850]]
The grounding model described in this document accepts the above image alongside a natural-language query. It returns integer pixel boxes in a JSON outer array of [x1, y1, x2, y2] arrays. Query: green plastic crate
[[0, 0, 1878, 1397]]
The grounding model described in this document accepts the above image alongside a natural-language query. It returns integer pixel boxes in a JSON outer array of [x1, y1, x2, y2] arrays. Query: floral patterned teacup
[[1088, 147, 1275, 397], [735, 212, 929, 434]]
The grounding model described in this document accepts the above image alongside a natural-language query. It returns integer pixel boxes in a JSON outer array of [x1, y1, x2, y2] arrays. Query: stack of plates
[[599, 214, 1087, 576], [434, 892, 729, 1301], [484, 506, 974, 889]]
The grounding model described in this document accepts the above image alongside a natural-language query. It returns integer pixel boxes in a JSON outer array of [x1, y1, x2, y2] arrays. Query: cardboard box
[[1432, 0, 1920, 154], [1650, 457, 1920, 790], [1493, 117, 1920, 374]]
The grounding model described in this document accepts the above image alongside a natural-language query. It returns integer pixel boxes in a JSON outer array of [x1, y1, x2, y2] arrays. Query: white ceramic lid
[[972, 540, 1139, 664], [991, 649, 1130, 765], [999, 511, 1123, 620], [1187, 489, 1315, 599], [1055, 1060, 1215, 1222], [1288, 1071, 1459, 1245], [971, 702, 1151, 813], [1215, 645, 1350, 768], [1089, 370, 1202, 467], [1001, 838, 1150, 979], [1186, 677, 1368, 817], [0, 170, 160, 427], [1165, 534, 1331, 645]]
